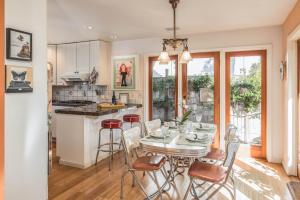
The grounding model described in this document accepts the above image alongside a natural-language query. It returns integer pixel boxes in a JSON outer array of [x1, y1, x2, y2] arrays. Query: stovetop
[[52, 100, 95, 107]]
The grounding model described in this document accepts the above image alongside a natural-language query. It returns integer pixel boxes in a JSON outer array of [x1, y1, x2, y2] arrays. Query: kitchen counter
[[54, 104, 143, 168], [55, 103, 143, 116]]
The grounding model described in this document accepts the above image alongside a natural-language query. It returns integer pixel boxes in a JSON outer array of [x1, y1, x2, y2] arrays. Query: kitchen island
[[55, 103, 143, 169]]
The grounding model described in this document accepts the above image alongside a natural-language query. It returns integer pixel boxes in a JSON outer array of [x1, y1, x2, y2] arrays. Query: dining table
[[138, 122, 217, 199]]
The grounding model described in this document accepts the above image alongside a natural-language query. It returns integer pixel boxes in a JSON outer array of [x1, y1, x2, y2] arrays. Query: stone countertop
[[54, 103, 143, 116]]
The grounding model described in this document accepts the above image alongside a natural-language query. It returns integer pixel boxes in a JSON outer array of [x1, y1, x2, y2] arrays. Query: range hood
[[60, 72, 90, 82]]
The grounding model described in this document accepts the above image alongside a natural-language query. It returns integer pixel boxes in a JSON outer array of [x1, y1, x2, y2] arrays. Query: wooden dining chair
[[183, 140, 240, 200], [120, 127, 169, 200], [203, 124, 237, 162], [144, 119, 161, 136]]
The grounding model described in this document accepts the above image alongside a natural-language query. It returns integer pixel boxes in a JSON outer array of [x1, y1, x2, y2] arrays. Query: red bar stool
[[123, 114, 143, 136], [95, 119, 123, 170]]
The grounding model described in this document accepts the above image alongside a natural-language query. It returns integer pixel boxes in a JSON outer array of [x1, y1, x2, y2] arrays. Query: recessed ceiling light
[[87, 26, 93, 30]]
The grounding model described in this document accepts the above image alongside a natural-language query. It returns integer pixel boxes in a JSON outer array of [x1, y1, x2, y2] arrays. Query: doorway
[[0, 0, 4, 197], [182, 52, 220, 148], [148, 55, 178, 121], [225, 50, 267, 158]]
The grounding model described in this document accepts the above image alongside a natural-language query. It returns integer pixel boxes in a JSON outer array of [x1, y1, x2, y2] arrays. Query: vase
[[178, 123, 187, 135]]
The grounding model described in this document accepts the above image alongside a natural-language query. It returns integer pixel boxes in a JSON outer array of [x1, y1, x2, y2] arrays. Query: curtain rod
[[48, 39, 109, 45]]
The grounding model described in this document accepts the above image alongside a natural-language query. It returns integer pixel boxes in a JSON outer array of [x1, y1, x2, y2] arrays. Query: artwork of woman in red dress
[[119, 63, 129, 86]]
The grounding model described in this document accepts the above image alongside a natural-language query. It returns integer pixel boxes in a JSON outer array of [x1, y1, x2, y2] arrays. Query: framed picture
[[5, 65, 33, 93], [6, 28, 32, 61], [112, 55, 137, 90], [119, 93, 129, 104]]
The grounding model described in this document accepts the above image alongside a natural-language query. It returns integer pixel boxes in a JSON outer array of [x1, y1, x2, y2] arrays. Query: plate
[[185, 133, 209, 142], [149, 129, 170, 139]]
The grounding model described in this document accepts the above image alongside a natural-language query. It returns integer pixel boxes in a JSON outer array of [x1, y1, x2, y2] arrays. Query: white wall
[[112, 26, 284, 163], [5, 0, 48, 199]]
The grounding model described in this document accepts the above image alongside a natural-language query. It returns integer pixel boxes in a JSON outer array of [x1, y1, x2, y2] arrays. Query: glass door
[[148, 56, 178, 122], [182, 52, 220, 147], [226, 50, 267, 158]]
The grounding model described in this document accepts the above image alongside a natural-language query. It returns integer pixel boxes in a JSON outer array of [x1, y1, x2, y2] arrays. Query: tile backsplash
[[52, 84, 107, 103], [52, 83, 143, 104]]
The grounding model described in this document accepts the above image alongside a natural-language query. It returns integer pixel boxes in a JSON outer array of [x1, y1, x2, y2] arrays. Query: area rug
[[287, 181, 300, 199]]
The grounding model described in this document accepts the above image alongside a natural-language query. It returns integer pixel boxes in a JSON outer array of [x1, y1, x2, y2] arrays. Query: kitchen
[[47, 40, 144, 169]]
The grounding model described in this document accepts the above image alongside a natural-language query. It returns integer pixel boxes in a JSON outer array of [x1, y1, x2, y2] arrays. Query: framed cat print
[[6, 28, 32, 61]]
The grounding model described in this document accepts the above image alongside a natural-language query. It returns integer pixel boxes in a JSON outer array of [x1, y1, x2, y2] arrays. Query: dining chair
[[203, 124, 237, 162], [120, 126, 169, 200], [183, 140, 240, 200], [144, 119, 161, 136]]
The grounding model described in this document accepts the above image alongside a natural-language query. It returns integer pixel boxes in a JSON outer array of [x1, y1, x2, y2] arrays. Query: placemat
[[176, 135, 211, 147], [140, 131, 178, 144]]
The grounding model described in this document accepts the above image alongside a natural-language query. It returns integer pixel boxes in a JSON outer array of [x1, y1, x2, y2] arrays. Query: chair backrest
[[144, 119, 161, 135], [224, 124, 237, 144], [122, 127, 141, 156], [223, 140, 240, 168]]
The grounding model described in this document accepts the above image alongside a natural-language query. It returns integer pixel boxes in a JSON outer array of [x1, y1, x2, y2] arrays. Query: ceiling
[[48, 0, 297, 43]]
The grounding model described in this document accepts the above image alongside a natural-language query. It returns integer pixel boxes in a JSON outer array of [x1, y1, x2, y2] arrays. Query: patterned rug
[[287, 181, 300, 200]]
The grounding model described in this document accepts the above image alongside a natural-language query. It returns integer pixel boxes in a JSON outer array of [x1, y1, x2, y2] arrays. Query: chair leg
[[152, 171, 163, 200], [95, 129, 103, 165], [130, 171, 151, 200], [120, 171, 129, 200], [183, 178, 193, 200]]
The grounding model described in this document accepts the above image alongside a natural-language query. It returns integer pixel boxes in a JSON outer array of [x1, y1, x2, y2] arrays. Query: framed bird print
[[6, 28, 32, 61], [5, 65, 33, 93]]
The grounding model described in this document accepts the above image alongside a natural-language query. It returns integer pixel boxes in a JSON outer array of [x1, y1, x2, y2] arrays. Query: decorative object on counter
[[89, 67, 98, 84], [112, 91, 117, 104], [6, 28, 32, 61], [119, 93, 129, 104], [112, 55, 137, 90], [5, 65, 33, 93], [280, 61, 286, 81]]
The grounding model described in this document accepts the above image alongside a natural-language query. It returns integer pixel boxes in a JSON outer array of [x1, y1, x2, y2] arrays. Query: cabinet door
[[90, 41, 100, 72], [65, 43, 76, 75], [76, 42, 90, 73], [56, 44, 67, 84]]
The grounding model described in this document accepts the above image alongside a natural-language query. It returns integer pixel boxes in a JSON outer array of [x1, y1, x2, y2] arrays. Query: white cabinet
[[76, 42, 90, 73], [90, 41, 100, 72], [51, 41, 111, 85]]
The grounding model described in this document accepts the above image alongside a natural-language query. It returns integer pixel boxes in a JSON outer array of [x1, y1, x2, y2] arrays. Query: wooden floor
[[49, 145, 299, 200]]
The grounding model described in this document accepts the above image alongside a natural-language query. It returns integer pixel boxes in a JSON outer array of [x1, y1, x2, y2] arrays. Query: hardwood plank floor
[[49, 145, 298, 200]]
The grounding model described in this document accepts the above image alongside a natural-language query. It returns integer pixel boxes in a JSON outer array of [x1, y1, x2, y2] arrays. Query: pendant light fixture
[[158, 0, 192, 64]]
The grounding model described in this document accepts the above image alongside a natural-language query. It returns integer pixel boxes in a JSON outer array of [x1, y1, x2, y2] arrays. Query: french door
[[225, 50, 267, 158], [148, 55, 178, 121], [182, 52, 220, 148]]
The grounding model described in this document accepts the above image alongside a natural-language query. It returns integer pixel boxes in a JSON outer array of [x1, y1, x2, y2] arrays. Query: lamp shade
[[180, 50, 192, 64], [158, 50, 170, 64]]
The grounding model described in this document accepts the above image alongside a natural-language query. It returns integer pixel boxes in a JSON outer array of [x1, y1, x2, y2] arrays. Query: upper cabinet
[[76, 42, 90, 74], [47, 41, 111, 86]]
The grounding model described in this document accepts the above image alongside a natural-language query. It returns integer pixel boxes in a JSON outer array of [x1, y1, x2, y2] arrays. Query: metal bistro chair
[[183, 140, 240, 200], [203, 124, 237, 162], [120, 127, 169, 200], [144, 119, 161, 136]]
